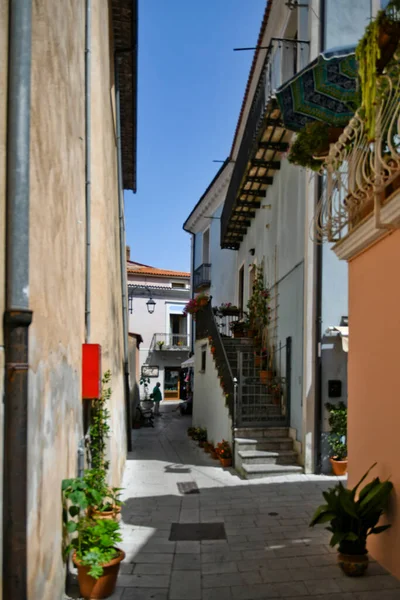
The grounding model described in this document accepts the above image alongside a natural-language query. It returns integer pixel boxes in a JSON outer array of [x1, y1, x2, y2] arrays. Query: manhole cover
[[268, 512, 279, 516], [169, 522, 226, 541], [177, 482, 199, 495]]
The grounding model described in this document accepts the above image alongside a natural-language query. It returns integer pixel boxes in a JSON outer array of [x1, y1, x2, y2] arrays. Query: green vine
[[247, 264, 271, 338], [356, 1, 400, 140]]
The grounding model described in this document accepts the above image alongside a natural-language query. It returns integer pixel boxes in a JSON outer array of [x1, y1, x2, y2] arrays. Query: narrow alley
[[68, 404, 400, 600]]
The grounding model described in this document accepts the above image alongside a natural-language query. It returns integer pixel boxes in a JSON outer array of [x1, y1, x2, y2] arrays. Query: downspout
[[3, 1, 33, 598], [190, 233, 195, 353], [115, 55, 132, 452], [313, 0, 325, 472], [85, 0, 91, 342]]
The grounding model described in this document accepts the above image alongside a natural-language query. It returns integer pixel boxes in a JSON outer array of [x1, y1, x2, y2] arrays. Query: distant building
[[127, 258, 191, 401]]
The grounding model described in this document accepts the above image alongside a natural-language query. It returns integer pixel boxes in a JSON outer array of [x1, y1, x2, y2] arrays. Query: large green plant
[[288, 121, 332, 171], [89, 370, 112, 473], [247, 265, 271, 336], [67, 516, 122, 579], [326, 402, 347, 461], [310, 463, 393, 555]]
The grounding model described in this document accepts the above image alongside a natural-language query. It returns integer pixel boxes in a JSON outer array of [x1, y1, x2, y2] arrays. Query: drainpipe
[[85, 0, 91, 342], [190, 233, 195, 353], [313, 0, 325, 472], [115, 55, 132, 452], [3, 1, 33, 598]]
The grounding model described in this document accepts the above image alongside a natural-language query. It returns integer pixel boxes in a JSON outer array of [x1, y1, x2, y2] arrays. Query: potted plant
[[62, 473, 122, 523], [310, 463, 393, 577], [288, 121, 343, 170], [68, 516, 125, 599], [183, 293, 210, 319], [203, 441, 213, 453], [216, 440, 232, 468], [210, 445, 219, 460], [271, 382, 282, 405], [197, 428, 207, 447], [326, 402, 348, 476], [254, 347, 267, 367], [218, 302, 240, 317], [187, 427, 196, 438], [230, 319, 247, 338], [157, 340, 165, 350]]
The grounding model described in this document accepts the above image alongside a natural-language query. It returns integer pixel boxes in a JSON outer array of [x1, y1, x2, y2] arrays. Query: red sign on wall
[[82, 344, 102, 399]]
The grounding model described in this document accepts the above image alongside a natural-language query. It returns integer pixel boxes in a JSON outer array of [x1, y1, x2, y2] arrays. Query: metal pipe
[[3, 1, 33, 598], [190, 233, 195, 353], [115, 55, 132, 452], [85, 0, 91, 342]]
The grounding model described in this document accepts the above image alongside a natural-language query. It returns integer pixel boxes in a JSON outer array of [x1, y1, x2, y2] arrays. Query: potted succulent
[[216, 440, 232, 468], [310, 463, 393, 577], [326, 402, 348, 476], [69, 516, 125, 599]]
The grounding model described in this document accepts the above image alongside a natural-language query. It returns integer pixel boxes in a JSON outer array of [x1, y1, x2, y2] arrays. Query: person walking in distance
[[152, 382, 162, 416]]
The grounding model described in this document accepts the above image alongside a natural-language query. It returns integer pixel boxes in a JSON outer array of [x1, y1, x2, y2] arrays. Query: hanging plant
[[288, 122, 340, 170], [356, 1, 400, 140]]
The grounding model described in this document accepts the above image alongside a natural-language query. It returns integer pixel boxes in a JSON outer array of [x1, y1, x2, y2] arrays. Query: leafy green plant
[[326, 402, 347, 461], [247, 264, 271, 337], [68, 516, 122, 579], [310, 463, 393, 555], [89, 371, 112, 474], [288, 121, 333, 171], [216, 440, 232, 459]]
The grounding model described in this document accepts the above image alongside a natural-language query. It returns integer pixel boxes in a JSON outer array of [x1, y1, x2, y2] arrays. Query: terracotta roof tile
[[127, 263, 190, 278]]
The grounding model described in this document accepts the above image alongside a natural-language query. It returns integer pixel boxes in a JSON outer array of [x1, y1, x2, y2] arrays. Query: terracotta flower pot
[[73, 548, 125, 599], [219, 457, 232, 468], [330, 457, 348, 476], [204, 444, 212, 453], [210, 451, 218, 460], [87, 505, 122, 521], [260, 370, 273, 384], [338, 552, 369, 577], [233, 330, 245, 339]]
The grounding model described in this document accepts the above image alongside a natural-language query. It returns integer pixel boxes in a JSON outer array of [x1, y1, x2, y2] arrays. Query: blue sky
[[124, 0, 266, 272]]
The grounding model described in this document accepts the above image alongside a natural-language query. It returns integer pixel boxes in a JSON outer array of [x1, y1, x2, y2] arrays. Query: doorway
[[164, 367, 181, 400]]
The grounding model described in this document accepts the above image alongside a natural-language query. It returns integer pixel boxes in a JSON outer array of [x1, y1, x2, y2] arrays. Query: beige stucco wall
[[90, 0, 126, 486], [0, 2, 8, 599], [25, 1, 127, 598]]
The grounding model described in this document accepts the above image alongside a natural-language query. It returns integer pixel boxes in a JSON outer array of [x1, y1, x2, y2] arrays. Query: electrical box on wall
[[82, 344, 102, 399], [328, 380, 342, 398]]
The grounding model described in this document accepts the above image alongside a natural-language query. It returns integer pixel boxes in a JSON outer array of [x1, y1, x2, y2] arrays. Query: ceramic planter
[[338, 552, 369, 577], [330, 457, 348, 476], [88, 505, 121, 521], [219, 457, 232, 468], [73, 548, 125, 599]]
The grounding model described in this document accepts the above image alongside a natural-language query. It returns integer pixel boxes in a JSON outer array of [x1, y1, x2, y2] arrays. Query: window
[[201, 344, 207, 372], [171, 282, 186, 289], [202, 228, 210, 264]]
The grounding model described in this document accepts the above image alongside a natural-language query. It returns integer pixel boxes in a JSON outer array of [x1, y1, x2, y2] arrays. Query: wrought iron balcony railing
[[193, 263, 211, 292], [221, 38, 309, 249], [314, 55, 400, 243], [150, 333, 190, 352]]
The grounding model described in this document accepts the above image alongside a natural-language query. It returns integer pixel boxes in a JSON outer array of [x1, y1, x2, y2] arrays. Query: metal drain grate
[[177, 481, 199, 495], [169, 522, 226, 541]]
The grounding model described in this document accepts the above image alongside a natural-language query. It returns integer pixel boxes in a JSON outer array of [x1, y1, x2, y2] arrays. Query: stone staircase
[[222, 337, 302, 479]]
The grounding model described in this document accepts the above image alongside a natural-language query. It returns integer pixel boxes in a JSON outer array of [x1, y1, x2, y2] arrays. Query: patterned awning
[[276, 46, 360, 132]]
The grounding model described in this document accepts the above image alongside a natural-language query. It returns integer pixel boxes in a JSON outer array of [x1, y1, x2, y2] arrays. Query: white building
[[183, 0, 371, 477], [127, 256, 191, 402]]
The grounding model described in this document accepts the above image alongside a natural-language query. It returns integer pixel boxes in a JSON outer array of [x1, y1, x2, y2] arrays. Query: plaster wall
[[0, 1, 8, 597], [236, 159, 306, 439], [25, 2, 127, 598], [193, 339, 232, 446], [347, 229, 400, 579], [208, 204, 237, 307]]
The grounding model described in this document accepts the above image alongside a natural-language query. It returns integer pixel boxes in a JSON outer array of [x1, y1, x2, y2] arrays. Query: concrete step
[[238, 449, 298, 465], [242, 463, 303, 479], [235, 427, 289, 439], [235, 437, 294, 452]]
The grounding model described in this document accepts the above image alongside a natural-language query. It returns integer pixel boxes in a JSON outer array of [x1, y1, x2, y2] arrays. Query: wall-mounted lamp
[[249, 248, 255, 256], [146, 297, 156, 314]]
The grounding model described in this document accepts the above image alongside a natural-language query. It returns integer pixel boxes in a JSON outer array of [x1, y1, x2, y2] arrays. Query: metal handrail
[[193, 263, 211, 291], [150, 333, 190, 351]]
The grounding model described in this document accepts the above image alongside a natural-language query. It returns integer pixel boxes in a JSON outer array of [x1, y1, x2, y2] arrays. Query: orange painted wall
[[348, 229, 400, 578]]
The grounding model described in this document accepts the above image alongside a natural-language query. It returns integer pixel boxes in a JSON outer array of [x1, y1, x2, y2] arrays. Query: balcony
[[221, 37, 309, 249], [314, 57, 400, 251], [193, 263, 211, 292], [151, 333, 190, 352]]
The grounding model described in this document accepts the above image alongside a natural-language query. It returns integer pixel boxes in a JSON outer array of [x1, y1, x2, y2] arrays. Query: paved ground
[[69, 402, 400, 600]]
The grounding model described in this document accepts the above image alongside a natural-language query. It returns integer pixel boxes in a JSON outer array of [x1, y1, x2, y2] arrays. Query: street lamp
[[146, 297, 156, 314]]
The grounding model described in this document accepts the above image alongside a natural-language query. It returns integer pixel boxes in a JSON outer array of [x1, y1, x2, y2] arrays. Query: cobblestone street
[[69, 403, 400, 600]]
